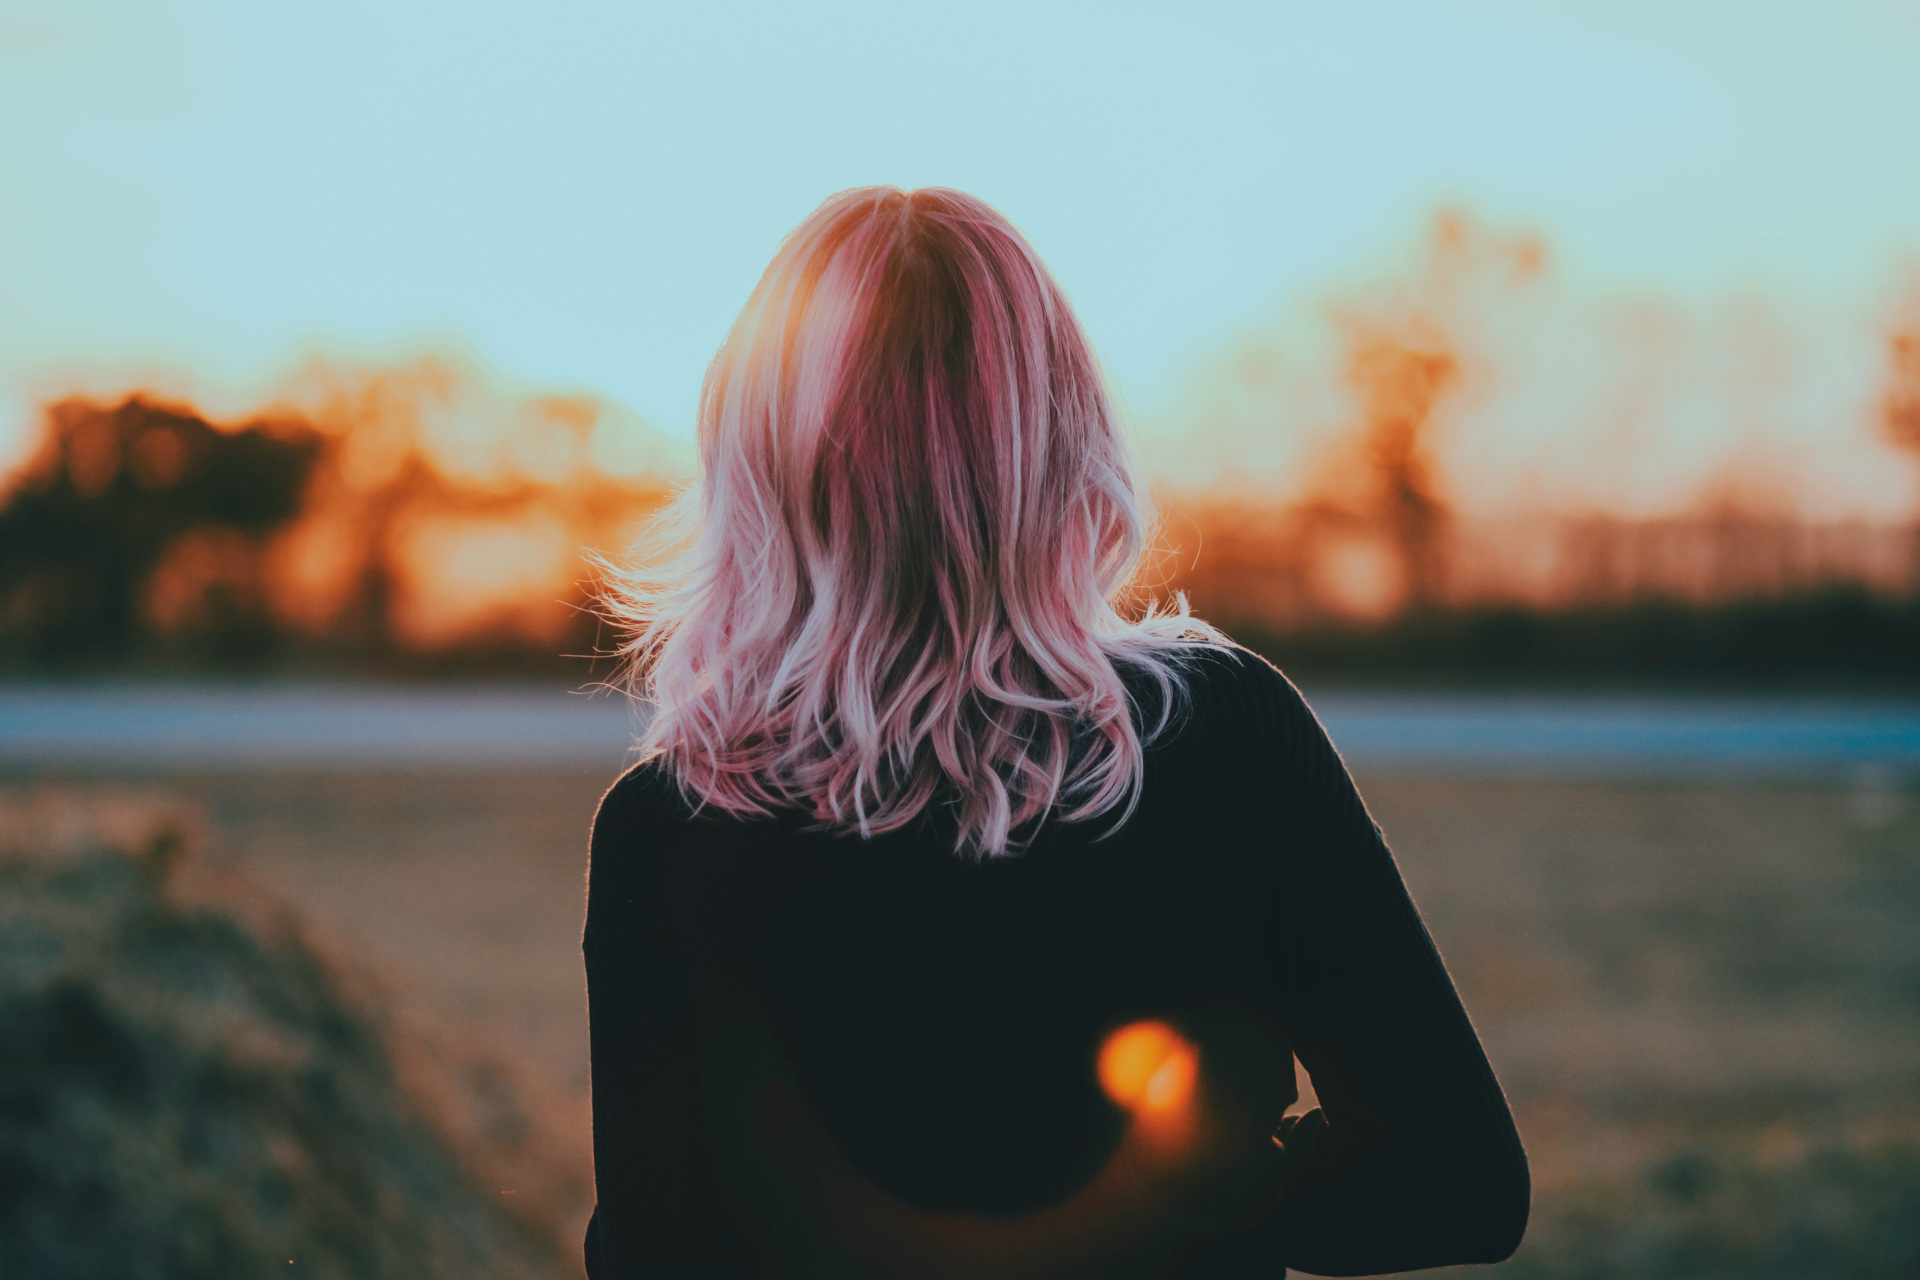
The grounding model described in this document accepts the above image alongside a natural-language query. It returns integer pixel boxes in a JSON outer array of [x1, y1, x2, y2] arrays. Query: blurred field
[[4, 762, 1915, 1276], [1377, 774, 1920, 1277], [0, 779, 595, 1280]]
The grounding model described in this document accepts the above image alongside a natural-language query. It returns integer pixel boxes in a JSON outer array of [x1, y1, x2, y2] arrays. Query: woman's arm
[[582, 770, 735, 1279], [1227, 658, 1530, 1275]]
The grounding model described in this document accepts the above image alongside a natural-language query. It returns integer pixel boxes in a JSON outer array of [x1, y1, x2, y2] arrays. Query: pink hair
[[607, 187, 1219, 857]]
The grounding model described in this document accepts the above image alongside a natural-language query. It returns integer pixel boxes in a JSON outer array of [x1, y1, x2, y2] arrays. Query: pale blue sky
[[2, 0, 1918, 476]]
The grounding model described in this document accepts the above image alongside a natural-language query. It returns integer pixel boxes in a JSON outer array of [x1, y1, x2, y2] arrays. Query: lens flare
[[1098, 1021, 1198, 1115]]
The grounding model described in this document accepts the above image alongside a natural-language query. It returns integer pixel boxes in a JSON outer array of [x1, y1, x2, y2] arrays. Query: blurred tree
[[1883, 329, 1920, 595], [1887, 331, 1920, 461], [0, 396, 324, 664], [1345, 325, 1459, 612]]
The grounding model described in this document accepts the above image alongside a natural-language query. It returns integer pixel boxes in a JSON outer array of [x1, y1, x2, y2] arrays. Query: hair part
[[605, 186, 1220, 858]]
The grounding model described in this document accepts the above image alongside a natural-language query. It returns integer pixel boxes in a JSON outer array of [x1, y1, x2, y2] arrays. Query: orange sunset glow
[[0, 357, 682, 666], [7, 223, 1920, 674]]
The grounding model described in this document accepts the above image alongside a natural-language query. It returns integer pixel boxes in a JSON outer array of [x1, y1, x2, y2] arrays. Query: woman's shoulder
[[1126, 639, 1329, 780], [596, 756, 682, 824], [588, 759, 688, 873], [1158, 638, 1306, 722], [584, 760, 691, 944]]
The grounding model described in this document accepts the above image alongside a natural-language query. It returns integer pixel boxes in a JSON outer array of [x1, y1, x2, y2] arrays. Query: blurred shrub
[[0, 788, 587, 1280], [1237, 588, 1920, 687], [0, 397, 323, 665], [0, 388, 657, 676]]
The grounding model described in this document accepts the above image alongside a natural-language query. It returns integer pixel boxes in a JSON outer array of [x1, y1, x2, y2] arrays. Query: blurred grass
[[1, 765, 1914, 1276], [1375, 775, 1920, 1279], [0, 785, 591, 1280]]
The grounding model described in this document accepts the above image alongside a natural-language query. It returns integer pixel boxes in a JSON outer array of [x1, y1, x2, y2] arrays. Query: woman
[[585, 187, 1527, 1278]]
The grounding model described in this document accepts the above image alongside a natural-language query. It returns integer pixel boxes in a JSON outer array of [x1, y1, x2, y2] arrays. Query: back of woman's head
[[610, 186, 1216, 857]]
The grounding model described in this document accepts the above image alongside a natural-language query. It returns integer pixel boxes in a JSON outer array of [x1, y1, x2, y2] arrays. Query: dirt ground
[[9, 762, 1916, 1274]]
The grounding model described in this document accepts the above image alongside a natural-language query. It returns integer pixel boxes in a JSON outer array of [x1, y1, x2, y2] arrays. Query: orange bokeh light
[[1097, 1021, 1198, 1115]]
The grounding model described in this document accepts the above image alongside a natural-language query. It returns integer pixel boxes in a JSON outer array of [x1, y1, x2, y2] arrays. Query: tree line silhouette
[[2, 380, 1917, 684]]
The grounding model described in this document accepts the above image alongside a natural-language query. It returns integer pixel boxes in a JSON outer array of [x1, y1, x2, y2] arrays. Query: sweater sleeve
[[582, 769, 732, 1279], [1229, 656, 1529, 1275]]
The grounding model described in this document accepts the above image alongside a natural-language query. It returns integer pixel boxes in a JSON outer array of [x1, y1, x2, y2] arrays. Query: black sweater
[[582, 647, 1528, 1278]]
